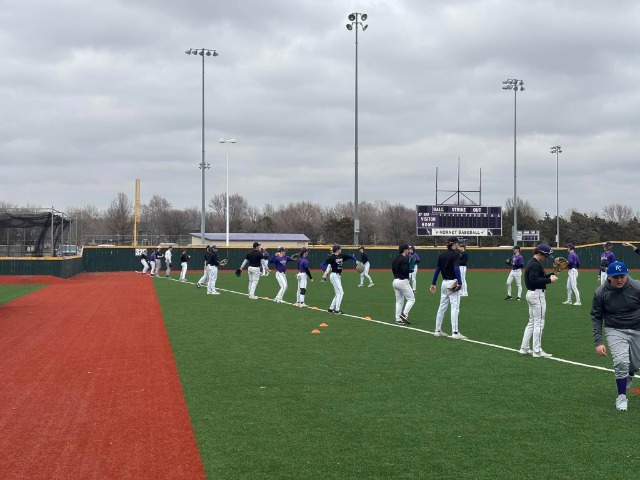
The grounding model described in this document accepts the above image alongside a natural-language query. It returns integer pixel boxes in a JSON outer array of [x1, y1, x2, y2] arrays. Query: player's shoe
[[519, 347, 533, 355], [358, 284, 364, 287], [328, 308, 335, 313], [434, 330, 448, 337], [451, 332, 468, 340], [516, 297, 521, 301], [461, 293, 468, 296], [399, 313, 411, 324], [395, 319, 405, 325], [504, 295, 512, 300], [573, 302, 582, 306], [368, 283, 374, 288], [333, 310, 343, 315], [274, 299, 282, 303], [562, 300, 572, 305], [249, 295, 258, 300], [196, 283, 201, 288], [207, 291, 220, 295], [616, 394, 628, 411], [532, 350, 553, 358], [299, 303, 307, 308]]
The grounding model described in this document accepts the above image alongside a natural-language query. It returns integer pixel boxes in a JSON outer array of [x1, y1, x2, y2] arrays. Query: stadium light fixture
[[346, 12, 368, 246], [502, 78, 525, 246], [185, 48, 219, 245], [551, 145, 562, 248], [219, 138, 237, 247]]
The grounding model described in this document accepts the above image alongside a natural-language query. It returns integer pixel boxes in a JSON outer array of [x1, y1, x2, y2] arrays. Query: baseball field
[[2, 268, 640, 479]]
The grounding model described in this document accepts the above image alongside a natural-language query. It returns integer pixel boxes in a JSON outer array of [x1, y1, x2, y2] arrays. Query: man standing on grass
[[519, 244, 558, 358], [392, 243, 414, 325], [459, 244, 469, 297], [164, 246, 173, 278], [599, 241, 616, 286], [236, 242, 264, 299], [323, 244, 357, 315], [505, 245, 524, 301], [430, 236, 465, 339], [591, 261, 640, 411], [563, 242, 581, 306]]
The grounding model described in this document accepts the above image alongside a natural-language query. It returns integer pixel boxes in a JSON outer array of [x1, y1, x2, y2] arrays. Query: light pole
[[219, 138, 237, 247], [346, 12, 368, 246], [551, 145, 562, 248], [185, 47, 219, 245], [502, 78, 525, 246]]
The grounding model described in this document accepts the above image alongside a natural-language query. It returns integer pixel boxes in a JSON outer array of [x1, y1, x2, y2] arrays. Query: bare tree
[[602, 204, 635, 226], [104, 192, 133, 238], [141, 195, 172, 235]]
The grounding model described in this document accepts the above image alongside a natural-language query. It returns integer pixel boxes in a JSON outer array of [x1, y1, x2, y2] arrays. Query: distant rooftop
[[191, 233, 310, 242]]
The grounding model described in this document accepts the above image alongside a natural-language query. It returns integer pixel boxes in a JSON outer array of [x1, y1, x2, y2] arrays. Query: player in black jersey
[[237, 242, 264, 299], [430, 236, 466, 339]]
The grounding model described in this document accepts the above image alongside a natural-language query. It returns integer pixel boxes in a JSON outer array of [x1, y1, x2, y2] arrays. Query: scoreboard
[[416, 205, 502, 237]]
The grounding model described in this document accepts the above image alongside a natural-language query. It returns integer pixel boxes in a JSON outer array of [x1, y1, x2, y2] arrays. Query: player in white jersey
[[164, 246, 173, 277]]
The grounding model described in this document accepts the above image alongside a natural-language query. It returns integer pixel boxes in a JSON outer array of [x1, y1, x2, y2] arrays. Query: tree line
[[2, 195, 640, 247]]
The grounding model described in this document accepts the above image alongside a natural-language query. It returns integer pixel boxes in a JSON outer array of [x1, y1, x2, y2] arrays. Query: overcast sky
[[2, 0, 640, 218]]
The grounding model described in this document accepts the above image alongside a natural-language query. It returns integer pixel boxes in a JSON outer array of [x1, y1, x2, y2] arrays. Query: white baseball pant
[[359, 262, 373, 286], [248, 266, 261, 296], [261, 259, 270, 276], [393, 278, 415, 319], [435, 279, 461, 333], [605, 327, 640, 379], [197, 262, 209, 285], [566, 268, 580, 303], [150, 260, 156, 275], [296, 273, 308, 304], [600, 271, 608, 286], [506, 270, 522, 298], [165, 256, 172, 276], [329, 272, 344, 311], [141, 259, 149, 274], [275, 271, 288, 301], [521, 289, 547, 353], [459, 266, 468, 295], [206, 265, 218, 293], [410, 266, 418, 291], [180, 261, 188, 281], [155, 259, 162, 275]]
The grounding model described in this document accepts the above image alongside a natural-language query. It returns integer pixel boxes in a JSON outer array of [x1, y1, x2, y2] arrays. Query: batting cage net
[[0, 208, 73, 257]]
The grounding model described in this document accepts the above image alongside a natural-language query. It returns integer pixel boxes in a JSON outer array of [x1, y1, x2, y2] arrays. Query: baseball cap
[[253, 242, 261, 248], [399, 243, 409, 252], [447, 236, 459, 244], [604, 241, 612, 247], [513, 245, 521, 250], [278, 246, 286, 252], [607, 261, 628, 276], [566, 242, 575, 248], [300, 247, 308, 253], [332, 244, 341, 252], [211, 245, 218, 249], [535, 244, 553, 257]]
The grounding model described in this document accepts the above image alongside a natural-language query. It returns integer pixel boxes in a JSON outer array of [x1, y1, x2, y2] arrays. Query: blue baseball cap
[[332, 244, 341, 252], [604, 241, 612, 247], [566, 243, 574, 248], [607, 261, 628, 276], [535, 244, 553, 257], [513, 245, 521, 250]]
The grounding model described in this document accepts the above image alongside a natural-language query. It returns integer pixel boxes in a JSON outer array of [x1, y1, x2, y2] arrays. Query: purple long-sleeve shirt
[[269, 255, 293, 273]]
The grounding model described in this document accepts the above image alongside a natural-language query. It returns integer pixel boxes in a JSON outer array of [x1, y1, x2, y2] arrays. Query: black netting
[[0, 212, 71, 256]]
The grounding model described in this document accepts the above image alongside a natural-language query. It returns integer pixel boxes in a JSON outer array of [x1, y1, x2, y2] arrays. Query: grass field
[[152, 269, 640, 479], [0, 284, 46, 306]]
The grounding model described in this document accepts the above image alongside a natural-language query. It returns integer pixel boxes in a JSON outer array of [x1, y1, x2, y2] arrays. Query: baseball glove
[[449, 281, 462, 292], [505, 258, 512, 265], [219, 259, 228, 266], [291, 254, 300, 261], [355, 261, 365, 273], [235, 268, 241, 277], [553, 257, 569, 273]]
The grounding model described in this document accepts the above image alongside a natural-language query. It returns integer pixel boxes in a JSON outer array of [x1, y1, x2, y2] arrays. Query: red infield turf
[[0, 273, 205, 479]]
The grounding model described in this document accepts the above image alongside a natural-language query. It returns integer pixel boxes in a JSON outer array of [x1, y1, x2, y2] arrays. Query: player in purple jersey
[[505, 245, 524, 300], [294, 247, 313, 307], [269, 247, 295, 303], [562, 243, 581, 305], [600, 241, 616, 285], [149, 249, 157, 276]]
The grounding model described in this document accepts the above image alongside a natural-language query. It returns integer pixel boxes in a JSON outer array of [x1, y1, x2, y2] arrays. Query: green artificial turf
[[155, 270, 640, 479], [0, 284, 46, 306]]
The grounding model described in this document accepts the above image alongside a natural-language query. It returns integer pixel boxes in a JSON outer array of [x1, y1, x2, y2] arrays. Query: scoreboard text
[[416, 205, 502, 237]]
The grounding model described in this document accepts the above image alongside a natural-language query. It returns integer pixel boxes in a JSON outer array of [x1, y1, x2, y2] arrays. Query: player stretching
[[294, 247, 313, 307], [179, 250, 190, 282], [236, 242, 264, 299], [140, 250, 150, 275], [196, 246, 211, 288], [149, 249, 157, 276], [599, 241, 616, 285], [505, 245, 524, 301], [260, 248, 271, 276], [430, 236, 465, 339], [408, 246, 420, 292], [323, 244, 357, 314], [357, 246, 374, 287], [269, 247, 296, 303]]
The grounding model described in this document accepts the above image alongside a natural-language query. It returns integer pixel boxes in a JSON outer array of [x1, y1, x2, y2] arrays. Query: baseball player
[[519, 244, 558, 358], [600, 241, 616, 285], [392, 243, 415, 325], [323, 244, 357, 314], [140, 250, 150, 275], [236, 242, 264, 299], [357, 246, 374, 287], [206, 245, 222, 294], [196, 246, 211, 288], [179, 250, 190, 282], [164, 246, 173, 277], [505, 245, 524, 301], [430, 236, 465, 339], [154, 248, 164, 277], [260, 248, 271, 276], [408, 246, 420, 292], [459, 244, 469, 296], [149, 249, 157, 276], [562, 242, 581, 305], [591, 261, 640, 411], [269, 247, 296, 303], [294, 247, 313, 307]]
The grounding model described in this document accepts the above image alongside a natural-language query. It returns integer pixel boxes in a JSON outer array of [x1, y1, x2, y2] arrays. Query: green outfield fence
[[1, 242, 638, 278]]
